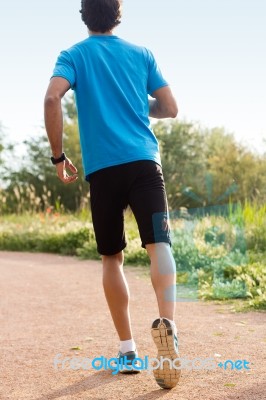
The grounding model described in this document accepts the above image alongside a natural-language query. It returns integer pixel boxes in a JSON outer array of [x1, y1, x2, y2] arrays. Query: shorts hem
[[98, 242, 127, 256], [142, 239, 172, 249]]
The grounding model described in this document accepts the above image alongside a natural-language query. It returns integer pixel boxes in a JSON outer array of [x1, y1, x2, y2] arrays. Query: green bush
[[0, 228, 96, 256], [243, 202, 266, 252], [76, 241, 99, 260], [0, 213, 96, 256], [170, 211, 265, 309], [0, 207, 265, 310], [171, 225, 247, 277]]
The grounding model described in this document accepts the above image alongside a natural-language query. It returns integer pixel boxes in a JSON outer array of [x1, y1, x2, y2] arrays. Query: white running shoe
[[151, 318, 181, 389]]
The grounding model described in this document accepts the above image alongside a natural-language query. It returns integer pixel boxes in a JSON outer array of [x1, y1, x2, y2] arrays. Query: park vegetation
[[0, 97, 265, 310]]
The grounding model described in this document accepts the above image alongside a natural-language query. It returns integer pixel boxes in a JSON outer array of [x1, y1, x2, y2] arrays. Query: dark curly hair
[[80, 0, 122, 33]]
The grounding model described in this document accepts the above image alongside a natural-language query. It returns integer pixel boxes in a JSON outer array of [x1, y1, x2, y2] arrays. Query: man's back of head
[[80, 0, 122, 33]]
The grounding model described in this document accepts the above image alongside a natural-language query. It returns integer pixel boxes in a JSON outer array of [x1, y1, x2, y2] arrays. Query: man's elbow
[[168, 103, 178, 118], [44, 93, 61, 108]]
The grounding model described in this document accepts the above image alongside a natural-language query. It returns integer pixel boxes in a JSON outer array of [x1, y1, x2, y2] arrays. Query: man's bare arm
[[44, 77, 70, 157], [44, 77, 78, 184], [149, 86, 178, 119]]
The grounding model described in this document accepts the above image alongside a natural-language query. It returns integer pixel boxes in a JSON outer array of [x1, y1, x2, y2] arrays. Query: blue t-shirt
[[52, 35, 168, 178]]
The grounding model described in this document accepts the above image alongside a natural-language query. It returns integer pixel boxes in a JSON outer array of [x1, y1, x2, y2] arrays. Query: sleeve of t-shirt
[[51, 51, 76, 89], [146, 49, 168, 96]]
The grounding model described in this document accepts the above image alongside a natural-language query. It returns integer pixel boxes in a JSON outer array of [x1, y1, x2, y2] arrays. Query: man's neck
[[89, 30, 114, 36]]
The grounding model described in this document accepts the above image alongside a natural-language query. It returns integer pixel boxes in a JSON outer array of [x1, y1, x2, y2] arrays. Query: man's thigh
[[89, 167, 127, 256], [128, 161, 171, 248]]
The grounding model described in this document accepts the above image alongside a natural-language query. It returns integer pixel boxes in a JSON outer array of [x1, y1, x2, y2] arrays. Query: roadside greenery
[[0, 203, 265, 310], [0, 97, 265, 310], [1, 96, 266, 213]]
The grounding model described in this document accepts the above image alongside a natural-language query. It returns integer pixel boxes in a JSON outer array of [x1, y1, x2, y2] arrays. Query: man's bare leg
[[102, 251, 133, 341], [146, 242, 180, 389], [146, 242, 176, 320]]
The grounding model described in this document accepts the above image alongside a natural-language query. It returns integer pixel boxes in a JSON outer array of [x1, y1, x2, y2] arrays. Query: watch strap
[[51, 152, 66, 165]]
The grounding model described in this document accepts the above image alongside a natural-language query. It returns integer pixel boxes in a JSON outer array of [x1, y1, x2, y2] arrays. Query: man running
[[44, 0, 180, 389]]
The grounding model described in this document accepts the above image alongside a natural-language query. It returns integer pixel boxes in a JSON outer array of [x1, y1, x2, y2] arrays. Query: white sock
[[120, 339, 136, 354]]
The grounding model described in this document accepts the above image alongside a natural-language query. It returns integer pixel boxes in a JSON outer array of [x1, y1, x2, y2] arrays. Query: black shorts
[[87, 160, 171, 256]]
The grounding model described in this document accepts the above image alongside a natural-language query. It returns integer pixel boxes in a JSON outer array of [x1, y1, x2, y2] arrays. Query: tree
[[154, 120, 208, 210], [2, 105, 265, 213], [3, 95, 89, 213], [154, 122, 266, 210], [204, 128, 266, 205], [0, 122, 4, 167], [0, 123, 14, 178]]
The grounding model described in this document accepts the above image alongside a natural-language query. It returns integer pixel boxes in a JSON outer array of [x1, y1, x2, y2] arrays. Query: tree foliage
[[155, 122, 266, 210], [1, 96, 89, 213], [0, 123, 4, 167], [154, 121, 207, 209], [1, 97, 265, 214]]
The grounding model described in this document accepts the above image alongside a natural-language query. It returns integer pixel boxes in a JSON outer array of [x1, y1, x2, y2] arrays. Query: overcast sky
[[0, 0, 265, 153]]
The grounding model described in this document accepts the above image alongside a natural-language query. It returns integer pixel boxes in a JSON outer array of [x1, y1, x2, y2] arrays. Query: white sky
[[0, 0, 265, 153]]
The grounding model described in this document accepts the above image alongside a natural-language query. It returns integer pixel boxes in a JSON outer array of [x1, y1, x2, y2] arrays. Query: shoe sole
[[117, 354, 141, 374], [151, 318, 181, 389], [119, 365, 141, 374]]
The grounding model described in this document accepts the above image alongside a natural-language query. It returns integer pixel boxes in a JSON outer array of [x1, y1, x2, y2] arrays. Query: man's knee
[[146, 242, 171, 258], [102, 251, 124, 266]]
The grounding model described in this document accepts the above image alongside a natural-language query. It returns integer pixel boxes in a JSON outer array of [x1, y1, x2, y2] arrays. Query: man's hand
[[55, 157, 78, 184]]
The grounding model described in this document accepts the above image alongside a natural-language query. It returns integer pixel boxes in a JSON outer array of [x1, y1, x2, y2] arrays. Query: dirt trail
[[0, 251, 265, 400]]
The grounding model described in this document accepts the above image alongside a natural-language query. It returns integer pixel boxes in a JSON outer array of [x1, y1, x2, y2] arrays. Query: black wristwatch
[[51, 152, 66, 165]]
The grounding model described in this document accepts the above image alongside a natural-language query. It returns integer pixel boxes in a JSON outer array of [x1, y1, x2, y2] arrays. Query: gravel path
[[0, 251, 265, 400]]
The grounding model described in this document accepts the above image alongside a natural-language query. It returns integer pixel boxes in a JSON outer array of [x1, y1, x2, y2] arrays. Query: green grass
[[0, 212, 97, 256], [0, 202, 265, 310]]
